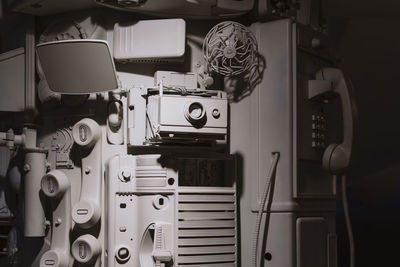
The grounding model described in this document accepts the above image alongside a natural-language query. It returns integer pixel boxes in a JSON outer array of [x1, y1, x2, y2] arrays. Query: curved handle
[[315, 68, 355, 174], [72, 118, 102, 228]]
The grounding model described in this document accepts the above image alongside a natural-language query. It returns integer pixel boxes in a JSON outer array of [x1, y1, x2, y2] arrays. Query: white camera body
[[146, 91, 228, 143]]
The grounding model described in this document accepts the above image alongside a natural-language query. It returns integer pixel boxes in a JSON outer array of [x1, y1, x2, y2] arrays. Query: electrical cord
[[146, 112, 158, 140], [342, 175, 355, 267], [252, 152, 280, 267]]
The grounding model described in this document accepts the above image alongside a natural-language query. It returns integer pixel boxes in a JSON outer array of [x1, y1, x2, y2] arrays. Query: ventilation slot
[[116, 58, 183, 64], [177, 192, 237, 266], [135, 155, 167, 187]]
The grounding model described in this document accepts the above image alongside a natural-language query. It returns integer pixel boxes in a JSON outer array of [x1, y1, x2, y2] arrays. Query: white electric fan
[[203, 21, 258, 77], [203, 21, 262, 100]]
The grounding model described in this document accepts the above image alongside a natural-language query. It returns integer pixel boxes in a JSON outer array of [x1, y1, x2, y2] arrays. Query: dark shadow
[[234, 152, 244, 267], [232, 52, 266, 102]]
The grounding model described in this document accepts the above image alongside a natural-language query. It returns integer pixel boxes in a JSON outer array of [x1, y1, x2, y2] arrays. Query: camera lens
[[185, 102, 206, 125]]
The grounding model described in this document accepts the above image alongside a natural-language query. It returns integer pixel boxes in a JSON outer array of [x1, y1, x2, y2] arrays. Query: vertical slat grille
[[177, 192, 237, 266]]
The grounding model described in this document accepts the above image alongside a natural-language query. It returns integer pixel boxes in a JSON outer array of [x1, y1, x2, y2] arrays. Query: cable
[[252, 152, 280, 267], [146, 112, 158, 140], [342, 175, 355, 267]]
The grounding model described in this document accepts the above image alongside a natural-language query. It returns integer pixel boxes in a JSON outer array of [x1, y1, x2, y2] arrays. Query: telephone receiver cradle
[[71, 118, 102, 228], [309, 68, 355, 174], [40, 170, 71, 267], [70, 118, 103, 263]]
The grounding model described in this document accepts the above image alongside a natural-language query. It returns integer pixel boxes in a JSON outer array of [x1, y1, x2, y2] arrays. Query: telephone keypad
[[311, 113, 326, 149]]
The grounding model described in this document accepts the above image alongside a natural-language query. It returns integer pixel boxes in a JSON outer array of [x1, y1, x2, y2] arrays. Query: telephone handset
[[71, 118, 102, 228], [309, 68, 355, 174], [40, 170, 71, 267]]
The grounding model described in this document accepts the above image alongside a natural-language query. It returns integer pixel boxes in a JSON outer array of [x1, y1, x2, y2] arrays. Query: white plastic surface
[[113, 19, 186, 62], [106, 155, 237, 267], [24, 151, 46, 237], [128, 88, 147, 146], [106, 155, 175, 267], [96, 0, 253, 18]]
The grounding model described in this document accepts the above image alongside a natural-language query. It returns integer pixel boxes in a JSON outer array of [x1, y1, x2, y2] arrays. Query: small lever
[[152, 223, 173, 266]]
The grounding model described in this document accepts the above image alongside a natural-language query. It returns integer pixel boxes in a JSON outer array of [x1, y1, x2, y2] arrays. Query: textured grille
[[177, 192, 237, 266], [135, 155, 167, 187]]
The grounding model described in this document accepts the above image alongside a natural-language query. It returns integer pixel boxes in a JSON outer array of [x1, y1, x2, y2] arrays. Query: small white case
[[113, 18, 186, 63]]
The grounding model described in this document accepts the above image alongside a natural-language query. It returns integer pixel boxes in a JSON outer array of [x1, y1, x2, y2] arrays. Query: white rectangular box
[[113, 18, 186, 63], [128, 87, 147, 146], [154, 71, 197, 89]]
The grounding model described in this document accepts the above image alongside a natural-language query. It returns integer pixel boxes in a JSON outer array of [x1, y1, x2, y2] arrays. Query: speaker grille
[[177, 192, 237, 266]]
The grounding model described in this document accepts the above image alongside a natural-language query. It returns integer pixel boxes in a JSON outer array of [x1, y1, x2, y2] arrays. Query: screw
[[85, 167, 91, 175], [264, 252, 272, 261], [45, 162, 51, 171], [122, 170, 131, 181], [23, 164, 31, 172], [55, 218, 62, 227], [212, 109, 220, 118]]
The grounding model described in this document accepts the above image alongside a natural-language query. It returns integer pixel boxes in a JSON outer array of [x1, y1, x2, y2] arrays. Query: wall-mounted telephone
[[309, 68, 355, 174], [296, 44, 357, 198]]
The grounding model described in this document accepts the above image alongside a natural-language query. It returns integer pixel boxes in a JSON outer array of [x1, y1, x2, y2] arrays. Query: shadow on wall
[[329, 17, 400, 178], [328, 16, 400, 267]]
